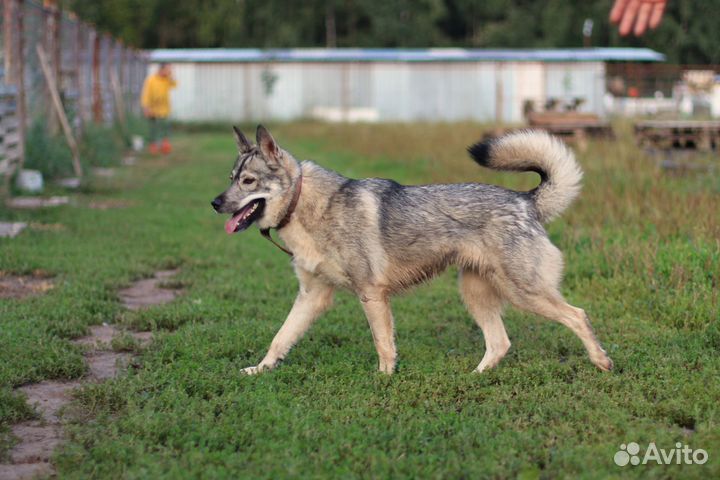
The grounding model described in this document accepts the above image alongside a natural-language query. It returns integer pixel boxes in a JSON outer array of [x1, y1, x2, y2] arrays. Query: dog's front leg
[[243, 271, 334, 375], [359, 290, 397, 374]]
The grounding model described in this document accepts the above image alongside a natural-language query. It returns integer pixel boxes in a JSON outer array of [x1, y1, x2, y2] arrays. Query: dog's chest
[[280, 224, 351, 287]]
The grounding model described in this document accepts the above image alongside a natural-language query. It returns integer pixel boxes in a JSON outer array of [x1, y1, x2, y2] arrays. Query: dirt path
[[118, 269, 180, 310], [0, 270, 181, 480]]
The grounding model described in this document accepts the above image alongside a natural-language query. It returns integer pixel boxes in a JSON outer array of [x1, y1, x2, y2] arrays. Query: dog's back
[[291, 130, 581, 292]]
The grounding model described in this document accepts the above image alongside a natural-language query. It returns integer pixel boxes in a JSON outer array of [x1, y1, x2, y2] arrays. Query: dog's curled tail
[[467, 130, 583, 223]]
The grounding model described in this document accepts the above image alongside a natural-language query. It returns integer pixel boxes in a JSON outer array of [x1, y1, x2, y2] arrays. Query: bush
[[23, 119, 75, 179], [124, 114, 150, 143], [80, 123, 124, 168], [24, 118, 130, 178]]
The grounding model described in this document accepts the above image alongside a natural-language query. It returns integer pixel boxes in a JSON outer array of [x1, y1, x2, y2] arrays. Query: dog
[[211, 125, 613, 375]]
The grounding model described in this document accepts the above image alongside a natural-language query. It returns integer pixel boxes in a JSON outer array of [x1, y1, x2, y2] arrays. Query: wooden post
[[36, 44, 83, 177], [110, 68, 127, 137], [106, 36, 115, 122], [92, 31, 102, 123], [1, 0, 15, 196]]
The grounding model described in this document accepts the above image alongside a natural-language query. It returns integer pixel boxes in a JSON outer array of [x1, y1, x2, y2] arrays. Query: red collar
[[259, 174, 302, 256], [276, 174, 302, 230]]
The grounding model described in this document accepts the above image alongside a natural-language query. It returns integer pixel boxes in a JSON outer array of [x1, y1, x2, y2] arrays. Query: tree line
[[67, 0, 720, 64]]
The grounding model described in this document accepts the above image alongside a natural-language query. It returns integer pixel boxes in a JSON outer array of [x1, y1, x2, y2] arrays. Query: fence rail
[[0, 0, 147, 192]]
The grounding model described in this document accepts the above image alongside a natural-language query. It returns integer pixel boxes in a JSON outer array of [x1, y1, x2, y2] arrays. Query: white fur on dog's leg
[[592, 350, 614, 372], [474, 342, 511, 373], [360, 291, 397, 376], [241, 365, 263, 375], [243, 270, 334, 377], [378, 358, 395, 374], [459, 270, 511, 375], [241, 361, 277, 375]]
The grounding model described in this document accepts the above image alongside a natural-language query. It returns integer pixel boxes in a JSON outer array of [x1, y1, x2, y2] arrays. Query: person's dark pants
[[148, 116, 170, 145]]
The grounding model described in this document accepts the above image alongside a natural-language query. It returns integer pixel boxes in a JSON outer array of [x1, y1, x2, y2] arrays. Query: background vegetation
[[1, 123, 718, 477], [66, 0, 720, 64], [21, 116, 147, 181]]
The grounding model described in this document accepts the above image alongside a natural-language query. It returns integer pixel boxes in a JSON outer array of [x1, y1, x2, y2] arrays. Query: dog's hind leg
[[508, 289, 613, 372], [459, 269, 511, 373], [359, 288, 397, 374], [496, 239, 613, 372], [242, 268, 334, 375]]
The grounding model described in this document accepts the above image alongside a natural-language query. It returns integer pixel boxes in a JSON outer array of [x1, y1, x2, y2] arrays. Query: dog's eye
[[241, 178, 256, 185]]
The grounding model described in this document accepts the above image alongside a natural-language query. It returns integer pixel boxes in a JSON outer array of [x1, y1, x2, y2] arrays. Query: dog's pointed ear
[[232, 126, 253, 153], [256, 125, 280, 162]]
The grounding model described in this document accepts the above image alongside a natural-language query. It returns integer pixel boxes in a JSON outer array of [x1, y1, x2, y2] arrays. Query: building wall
[[544, 62, 607, 115], [158, 61, 606, 123]]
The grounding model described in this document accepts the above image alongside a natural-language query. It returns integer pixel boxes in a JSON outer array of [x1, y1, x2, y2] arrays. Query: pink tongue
[[225, 211, 245, 234]]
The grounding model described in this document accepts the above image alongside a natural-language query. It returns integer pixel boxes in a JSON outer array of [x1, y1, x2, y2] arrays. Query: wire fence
[[0, 0, 147, 193]]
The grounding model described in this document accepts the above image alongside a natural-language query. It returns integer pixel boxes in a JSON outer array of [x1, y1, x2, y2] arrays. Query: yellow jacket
[[140, 74, 177, 118]]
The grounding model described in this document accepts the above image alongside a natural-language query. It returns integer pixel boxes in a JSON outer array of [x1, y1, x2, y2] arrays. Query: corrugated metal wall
[[158, 61, 606, 123]]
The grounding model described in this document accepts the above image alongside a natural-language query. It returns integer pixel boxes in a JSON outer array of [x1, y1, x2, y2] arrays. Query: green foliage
[[66, 0, 720, 63], [124, 114, 150, 143], [80, 123, 125, 168], [1, 124, 718, 477], [23, 119, 75, 179], [23, 117, 135, 179]]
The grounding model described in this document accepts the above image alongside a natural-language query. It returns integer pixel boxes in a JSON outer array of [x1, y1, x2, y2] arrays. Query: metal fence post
[[3, 0, 15, 84], [15, 0, 27, 171], [43, 0, 59, 133], [92, 31, 102, 123], [73, 17, 84, 136]]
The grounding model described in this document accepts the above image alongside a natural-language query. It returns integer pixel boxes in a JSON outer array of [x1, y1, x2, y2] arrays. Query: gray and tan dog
[[211, 126, 613, 375]]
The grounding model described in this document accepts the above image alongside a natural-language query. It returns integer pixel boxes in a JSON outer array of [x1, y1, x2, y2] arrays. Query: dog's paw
[[241, 360, 279, 376], [594, 355, 614, 372], [241, 365, 264, 375], [589, 347, 614, 372]]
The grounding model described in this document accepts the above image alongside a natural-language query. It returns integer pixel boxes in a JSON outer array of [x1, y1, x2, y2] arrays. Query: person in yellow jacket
[[140, 63, 177, 154]]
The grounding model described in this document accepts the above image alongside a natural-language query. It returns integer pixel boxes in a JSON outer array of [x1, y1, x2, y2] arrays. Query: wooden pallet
[[527, 112, 615, 142], [634, 120, 720, 152], [0, 85, 23, 183], [483, 112, 614, 151]]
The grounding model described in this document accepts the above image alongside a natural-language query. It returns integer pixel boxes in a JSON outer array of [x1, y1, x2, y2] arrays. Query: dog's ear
[[232, 126, 253, 153], [256, 125, 280, 164]]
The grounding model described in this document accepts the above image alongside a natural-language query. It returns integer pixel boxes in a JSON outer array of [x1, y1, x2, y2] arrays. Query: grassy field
[[1, 122, 718, 478]]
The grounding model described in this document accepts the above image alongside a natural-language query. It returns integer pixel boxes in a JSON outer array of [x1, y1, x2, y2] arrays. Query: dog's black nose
[[211, 196, 223, 212]]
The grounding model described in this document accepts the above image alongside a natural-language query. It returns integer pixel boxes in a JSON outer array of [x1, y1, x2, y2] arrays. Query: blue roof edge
[[149, 47, 666, 63]]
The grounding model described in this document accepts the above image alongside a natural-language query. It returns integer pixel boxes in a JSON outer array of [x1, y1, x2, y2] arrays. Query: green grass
[[1, 122, 718, 478]]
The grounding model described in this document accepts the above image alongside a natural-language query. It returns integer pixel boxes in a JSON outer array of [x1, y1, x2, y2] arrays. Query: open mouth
[[224, 199, 265, 234]]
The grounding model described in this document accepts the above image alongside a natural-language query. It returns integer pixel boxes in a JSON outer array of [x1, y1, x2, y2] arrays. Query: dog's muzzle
[[211, 195, 224, 212]]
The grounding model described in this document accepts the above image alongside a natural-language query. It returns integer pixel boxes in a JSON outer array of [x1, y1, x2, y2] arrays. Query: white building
[[149, 48, 664, 123]]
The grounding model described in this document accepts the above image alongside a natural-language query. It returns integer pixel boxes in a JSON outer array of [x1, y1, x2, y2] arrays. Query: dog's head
[[211, 125, 299, 234]]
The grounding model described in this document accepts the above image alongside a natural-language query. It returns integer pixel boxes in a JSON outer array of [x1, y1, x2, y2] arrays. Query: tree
[[66, 0, 720, 64]]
